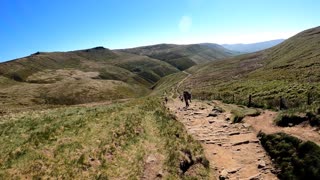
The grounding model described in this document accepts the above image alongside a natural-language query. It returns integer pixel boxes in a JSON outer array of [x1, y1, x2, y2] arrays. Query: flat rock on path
[[166, 99, 278, 180]]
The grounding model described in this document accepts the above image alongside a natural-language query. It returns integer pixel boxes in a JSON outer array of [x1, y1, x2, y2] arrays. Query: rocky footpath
[[167, 99, 278, 180]]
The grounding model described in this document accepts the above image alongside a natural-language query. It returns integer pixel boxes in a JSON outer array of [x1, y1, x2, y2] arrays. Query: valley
[[0, 44, 235, 113], [1, 26, 320, 179]]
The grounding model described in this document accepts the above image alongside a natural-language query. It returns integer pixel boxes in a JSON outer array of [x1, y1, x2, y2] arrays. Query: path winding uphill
[[166, 99, 278, 180]]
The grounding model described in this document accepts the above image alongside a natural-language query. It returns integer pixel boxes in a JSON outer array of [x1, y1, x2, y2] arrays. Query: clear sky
[[1, 0, 320, 62]]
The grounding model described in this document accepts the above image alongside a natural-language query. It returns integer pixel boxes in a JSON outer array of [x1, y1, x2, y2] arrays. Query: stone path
[[167, 99, 278, 180]]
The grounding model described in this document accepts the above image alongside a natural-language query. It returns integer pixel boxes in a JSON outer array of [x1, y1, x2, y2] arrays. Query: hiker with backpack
[[183, 91, 192, 108]]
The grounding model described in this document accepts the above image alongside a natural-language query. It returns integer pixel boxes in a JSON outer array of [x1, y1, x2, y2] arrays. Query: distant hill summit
[[222, 39, 285, 53], [120, 43, 236, 70]]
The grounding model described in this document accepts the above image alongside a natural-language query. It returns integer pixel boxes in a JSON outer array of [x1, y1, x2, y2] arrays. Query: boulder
[[212, 106, 224, 113], [208, 113, 218, 117], [257, 160, 266, 168], [232, 140, 249, 146], [221, 124, 229, 128], [250, 140, 260, 143], [206, 141, 216, 144], [146, 154, 157, 163], [209, 120, 215, 124], [219, 169, 229, 180], [228, 167, 241, 174], [229, 132, 240, 136], [248, 173, 261, 180], [242, 123, 251, 128], [156, 170, 163, 178]]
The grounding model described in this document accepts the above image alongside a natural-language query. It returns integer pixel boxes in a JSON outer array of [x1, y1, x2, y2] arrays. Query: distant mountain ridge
[[0, 43, 235, 109], [120, 43, 236, 70], [222, 39, 285, 53]]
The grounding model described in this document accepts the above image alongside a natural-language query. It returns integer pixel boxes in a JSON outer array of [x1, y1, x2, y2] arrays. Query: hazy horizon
[[1, 0, 320, 62]]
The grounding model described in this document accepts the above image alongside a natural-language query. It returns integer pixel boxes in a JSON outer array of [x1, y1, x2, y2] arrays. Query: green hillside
[[0, 47, 181, 111], [120, 43, 236, 70], [182, 26, 320, 111], [0, 47, 178, 84], [0, 97, 209, 179]]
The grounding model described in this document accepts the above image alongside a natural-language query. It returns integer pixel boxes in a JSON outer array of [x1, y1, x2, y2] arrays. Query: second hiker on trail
[[164, 97, 168, 104], [183, 91, 192, 109]]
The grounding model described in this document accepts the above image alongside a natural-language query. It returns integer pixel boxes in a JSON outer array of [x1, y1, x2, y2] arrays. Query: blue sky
[[1, 0, 320, 62]]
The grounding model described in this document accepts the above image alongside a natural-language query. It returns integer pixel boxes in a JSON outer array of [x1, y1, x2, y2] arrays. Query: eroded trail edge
[[167, 99, 278, 180]]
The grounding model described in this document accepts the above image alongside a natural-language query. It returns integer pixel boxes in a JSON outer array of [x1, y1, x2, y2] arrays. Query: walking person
[[183, 91, 191, 109], [164, 97, 168, 104]]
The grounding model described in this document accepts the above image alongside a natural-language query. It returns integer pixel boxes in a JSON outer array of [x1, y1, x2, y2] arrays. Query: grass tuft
[[258, 132, 320, 179]]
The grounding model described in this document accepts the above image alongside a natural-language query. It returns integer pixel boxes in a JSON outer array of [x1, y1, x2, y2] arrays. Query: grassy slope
[[182, 26, 320, 111], [0, 68, 149, 113], [258, 132, 320, 179], [110, 51, 179, 83], [0, 97, 209, 179], [120, 43, 236, 71], [151, 72, 188, 96], [0, 42, 237, 109], [0, 47, 180, 110], [0, 47, 179, 84]]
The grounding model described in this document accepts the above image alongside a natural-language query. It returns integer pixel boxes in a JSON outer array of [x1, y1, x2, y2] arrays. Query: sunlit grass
[[0, 97, 209, 179]]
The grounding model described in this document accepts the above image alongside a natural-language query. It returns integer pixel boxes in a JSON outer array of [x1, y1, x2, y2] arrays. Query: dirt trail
[[167, 71, 191, 98], [244, 111, 320, 145], [167, 99, 278, 179]]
